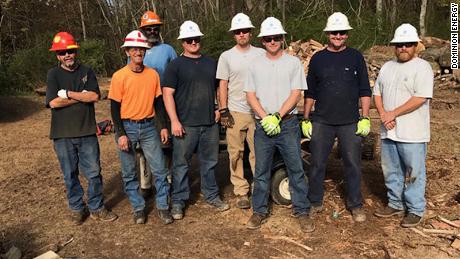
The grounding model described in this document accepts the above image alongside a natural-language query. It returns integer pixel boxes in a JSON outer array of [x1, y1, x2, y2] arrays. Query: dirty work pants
[[118, 120, 170, 212], [308, 122, 363, 210], [53, 135, 104, 213], [171, 124, 220, 209], [226, 111, 255, 196], [381, 139, 427, 217], [252, 116, 310, 215]]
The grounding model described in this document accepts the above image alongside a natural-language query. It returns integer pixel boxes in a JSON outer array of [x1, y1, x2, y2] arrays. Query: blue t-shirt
[[306, 47, 371, 125]]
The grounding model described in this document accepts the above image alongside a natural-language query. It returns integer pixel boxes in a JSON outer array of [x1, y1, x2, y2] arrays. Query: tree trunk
[[376, 0, 382, 30], [79, 0, 87, 41], [419, 0, 428, 36]]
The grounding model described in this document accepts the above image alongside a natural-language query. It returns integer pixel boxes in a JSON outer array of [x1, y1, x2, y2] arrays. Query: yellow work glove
[[300, 119, 312, 140], [261, 113, 281, 136], [355, 116, 371, 137]]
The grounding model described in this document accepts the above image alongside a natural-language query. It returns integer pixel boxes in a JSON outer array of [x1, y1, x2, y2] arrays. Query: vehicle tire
[[270, 166, 291, 206], [270, 147, 311, 206]]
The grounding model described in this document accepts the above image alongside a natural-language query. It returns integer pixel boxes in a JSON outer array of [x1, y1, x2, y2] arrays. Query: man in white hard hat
[[216, 13, 265, 209], [301, 12, 371, 222], [137, 10, 177, 199], [109, 30, 172, 225], [163, 21, 230, 220], [373, 24, 433, 227], [244, 17, 314, 232], [46, 32, 118, 225]]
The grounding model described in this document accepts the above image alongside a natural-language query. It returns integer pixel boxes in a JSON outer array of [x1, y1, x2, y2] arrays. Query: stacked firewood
[[285, 39, 325, 74]]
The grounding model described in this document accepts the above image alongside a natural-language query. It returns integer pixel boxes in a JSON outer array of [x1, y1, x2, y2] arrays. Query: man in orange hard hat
[[137, 11, 177, 199], [46, 32, 118, 225]]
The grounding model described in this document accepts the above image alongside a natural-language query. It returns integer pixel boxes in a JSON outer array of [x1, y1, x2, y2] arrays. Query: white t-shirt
[[216, 45, 265, 114], [373, 57, 433, 142], [244, 53, 308, 119]]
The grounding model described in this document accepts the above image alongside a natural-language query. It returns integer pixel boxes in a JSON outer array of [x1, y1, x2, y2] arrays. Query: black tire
[[270, 147, 311, 206], [270, 166, 291, 206]]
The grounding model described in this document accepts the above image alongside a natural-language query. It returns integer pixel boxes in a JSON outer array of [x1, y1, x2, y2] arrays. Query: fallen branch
[[272, 247, 302, 259], [410, 227, 431, 238], [263, 235, 313, 251], [422, 228, 460, 236], [437, 216, 460, 228]]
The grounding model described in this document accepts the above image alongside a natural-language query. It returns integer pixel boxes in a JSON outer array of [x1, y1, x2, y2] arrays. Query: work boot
[[374, 206, 405, 218], [310, 204, 323, 214], [171, 205, 184, 220], [140, 188, 153, 199], [157, 209, 173, 225], [133, 210, 146, 224], [236, 195, 250, 209], [69, 208, 88, 225], [208, 198, 230, 212], [246, 213, 268, 230], [401, 213, 422, 228], [297, 214, 315, 233], [90, 208, 118, 222], [351, 208, 367, 222]]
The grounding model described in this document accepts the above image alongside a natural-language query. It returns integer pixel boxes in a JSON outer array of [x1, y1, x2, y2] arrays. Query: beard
[[147, 34, 161, 46]]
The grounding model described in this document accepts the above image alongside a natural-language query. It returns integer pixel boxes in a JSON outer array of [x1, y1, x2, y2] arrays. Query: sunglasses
[[56, 49, 77, 56], [233, 28, 251, 35], [329, 30, 348, 36], [144, 27, 160, 33], [395, 42, 417, 48], [262, 35, 283, 43], [183, 37, 201, 44]]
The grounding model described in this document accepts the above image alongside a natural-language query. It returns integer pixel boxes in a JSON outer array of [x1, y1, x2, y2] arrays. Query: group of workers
[[45, 10, 433, 232]]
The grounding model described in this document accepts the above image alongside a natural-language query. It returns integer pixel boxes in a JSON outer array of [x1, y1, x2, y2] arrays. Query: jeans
[[308, 122, 363, 209], [381, 139, 427, 217], [226, 111, 255, 196], [118, 120, 170, 212], [53, 135, 104, 213], [252, 116, 310, 215], [171, 124, 220, 208]]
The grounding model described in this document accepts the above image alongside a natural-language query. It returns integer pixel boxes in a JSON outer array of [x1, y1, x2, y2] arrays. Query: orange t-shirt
[[108, 66, 162, 120]]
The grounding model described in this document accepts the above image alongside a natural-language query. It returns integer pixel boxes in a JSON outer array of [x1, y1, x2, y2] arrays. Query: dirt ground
[[0, 84, 459, 259]]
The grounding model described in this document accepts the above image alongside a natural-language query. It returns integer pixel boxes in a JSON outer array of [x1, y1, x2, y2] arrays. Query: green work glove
[[355, 116, 371, 137], [261, 113, 281, 136], [300, 119, 312, 140]]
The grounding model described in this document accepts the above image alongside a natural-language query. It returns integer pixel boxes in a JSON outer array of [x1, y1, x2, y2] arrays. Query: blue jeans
[[381, 139, 427, 217], [252, 116, 310, 215], [171, 124, 220, 208], [53, 135, 104, 213], [308, 122, 363, 209], [118, 120, 170, 212]]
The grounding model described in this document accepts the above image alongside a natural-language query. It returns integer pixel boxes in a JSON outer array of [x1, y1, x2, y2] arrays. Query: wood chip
[[263, 235, 313, 251]]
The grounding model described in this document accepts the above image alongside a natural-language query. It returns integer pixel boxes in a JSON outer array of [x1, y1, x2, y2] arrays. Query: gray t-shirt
[[244, 53, 307, 119], [216, 45, 265, 114], [373, 57, 433, 142]]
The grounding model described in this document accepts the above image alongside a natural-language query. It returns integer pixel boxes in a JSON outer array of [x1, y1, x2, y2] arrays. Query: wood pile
[[285, 39, 325, 74]]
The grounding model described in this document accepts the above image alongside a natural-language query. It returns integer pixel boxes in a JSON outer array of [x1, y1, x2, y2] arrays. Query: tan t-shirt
[[109, 66, 162, 120]]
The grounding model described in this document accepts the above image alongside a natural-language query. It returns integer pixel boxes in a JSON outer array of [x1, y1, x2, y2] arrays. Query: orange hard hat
[[139, 11, 163, 28], [49, 32, 79, 51]]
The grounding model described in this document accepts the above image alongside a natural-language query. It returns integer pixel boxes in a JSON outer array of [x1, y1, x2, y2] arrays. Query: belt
[[123, 117, 153, 123], [283, 114, 295, 121]]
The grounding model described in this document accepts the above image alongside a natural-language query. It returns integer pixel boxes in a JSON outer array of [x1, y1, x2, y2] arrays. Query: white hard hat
[[121, 30, 150, 48], [323, 12, 353, 31], [390, 23, 421, 43], [229, 13, 255, 31], [177, 20, 204, 39], [257, 17, 287, 37]]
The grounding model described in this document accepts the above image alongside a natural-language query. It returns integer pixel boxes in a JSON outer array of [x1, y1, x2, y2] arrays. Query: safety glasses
[[143, 26, 160, 33], [262, 35, 283, 43], [394, 42, 417, 48], [56, 49, 77, 56], [329, 30, 348, 36], [183, 37, 201, 44], [233, 28, 251, 35]]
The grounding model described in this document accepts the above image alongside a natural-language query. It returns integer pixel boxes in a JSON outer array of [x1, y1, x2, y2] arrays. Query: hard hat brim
[[323, 26, 353, 32], [177, 32, 204, 40], [257, 31, 287, 37], [228, 25, 255, 32]]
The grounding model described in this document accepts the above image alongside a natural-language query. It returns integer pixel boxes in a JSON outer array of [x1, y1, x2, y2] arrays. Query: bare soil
[[0, 85, 459, 258]]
